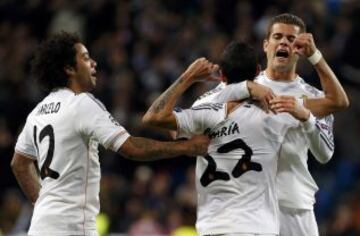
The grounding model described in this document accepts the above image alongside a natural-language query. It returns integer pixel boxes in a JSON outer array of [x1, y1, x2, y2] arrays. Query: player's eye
[[272, 34, 282, 40], [288, 36, 295, 43]]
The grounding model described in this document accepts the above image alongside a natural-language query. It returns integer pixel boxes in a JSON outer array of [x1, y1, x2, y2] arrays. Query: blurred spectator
[[0, 0, 359, 235]]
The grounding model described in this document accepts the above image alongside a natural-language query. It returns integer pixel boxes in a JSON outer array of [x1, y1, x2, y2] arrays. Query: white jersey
[[255, 72, 334, 209], [212, 73, 334, 210], [15, 88, 130, 236], [174, 101, 299, 235], [192, 82, 227, 107]]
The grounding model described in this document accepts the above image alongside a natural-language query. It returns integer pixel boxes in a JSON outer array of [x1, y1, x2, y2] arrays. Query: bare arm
[[118, 135, 209, 161], [293, 33, 349, 117], [304, 58, 349, 116], [11, 153, 41, 205], [142, 58, 218, 129]]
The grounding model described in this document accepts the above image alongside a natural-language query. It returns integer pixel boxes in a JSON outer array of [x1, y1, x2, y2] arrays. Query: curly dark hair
[[266, 13, 306, 39], [31, 31, 81, 92], [220, 41, 258, 83]]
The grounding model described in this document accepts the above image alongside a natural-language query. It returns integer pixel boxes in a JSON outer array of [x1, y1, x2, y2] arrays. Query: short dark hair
[[31, 31, 81, 92], [219, 41, 258, 83], [266, 13, 306, 39]]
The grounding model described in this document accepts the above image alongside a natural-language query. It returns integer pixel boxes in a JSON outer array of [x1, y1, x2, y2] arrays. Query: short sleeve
[[76, 94, 130, 151], [173, 103, 227, 139], [15, 118, 38, 160]]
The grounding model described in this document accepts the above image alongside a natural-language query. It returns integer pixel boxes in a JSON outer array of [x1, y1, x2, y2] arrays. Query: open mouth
[[275, 49, 289, 59]]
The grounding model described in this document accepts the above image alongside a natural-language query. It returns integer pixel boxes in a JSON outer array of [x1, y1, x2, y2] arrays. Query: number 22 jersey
[[174, 101, 299, 235], [15, 88, 130, 236]]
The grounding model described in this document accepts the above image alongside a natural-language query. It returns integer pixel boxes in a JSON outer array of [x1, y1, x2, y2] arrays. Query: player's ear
[[64, 65, 76, 76], [263, 39, 268, 53], [256, 64, 261, 75], [219, 70, 228, 83]]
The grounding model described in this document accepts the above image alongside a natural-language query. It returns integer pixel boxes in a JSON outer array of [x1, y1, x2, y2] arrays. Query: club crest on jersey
[[300, 94, 308, 100], [206, 121, 240, 139]]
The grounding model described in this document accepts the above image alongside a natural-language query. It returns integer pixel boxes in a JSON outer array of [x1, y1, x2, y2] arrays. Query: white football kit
[[15, 88, 130, 236], [215, 72, 334, 236], [174, 101, 299, 236]]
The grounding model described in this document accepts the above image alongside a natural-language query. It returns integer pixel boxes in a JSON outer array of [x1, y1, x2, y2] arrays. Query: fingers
[[292, 33, 317, 57], [261, 88, 276, 113], [187, 58, 219, 82], [269, 96, 296, 113]]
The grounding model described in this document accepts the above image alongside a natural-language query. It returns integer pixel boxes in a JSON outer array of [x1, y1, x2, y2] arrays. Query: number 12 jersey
[[15, 88, 130, 236]]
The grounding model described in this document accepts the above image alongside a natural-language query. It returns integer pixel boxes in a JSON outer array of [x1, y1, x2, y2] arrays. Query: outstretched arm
[[118, 135, 209, 161], [214, 81, 276, 113], [142, 58, 218, 129], [293, 33, 349, 117], [11, 153, 41, 205]]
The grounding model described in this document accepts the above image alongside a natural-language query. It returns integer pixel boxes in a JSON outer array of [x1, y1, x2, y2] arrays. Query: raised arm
[[142, 58, 219, 129], [11, 153, 41, 205], [293, 33, 349, 117]]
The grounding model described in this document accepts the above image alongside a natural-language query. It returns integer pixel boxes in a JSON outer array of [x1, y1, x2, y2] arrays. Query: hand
[[183, 58, 220, 83], [185, 135, 210, 156], [292, 33, 317, 58], [247, 81, 276, 113], [270, 95, 310, 121]]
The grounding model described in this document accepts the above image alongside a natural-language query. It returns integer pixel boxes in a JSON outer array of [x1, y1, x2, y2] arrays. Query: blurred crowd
[[0, 0, 360, 235]]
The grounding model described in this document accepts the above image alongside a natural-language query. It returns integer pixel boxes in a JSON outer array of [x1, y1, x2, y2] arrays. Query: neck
[[68, 79, 85, 94], [265, 67, 297, 82]]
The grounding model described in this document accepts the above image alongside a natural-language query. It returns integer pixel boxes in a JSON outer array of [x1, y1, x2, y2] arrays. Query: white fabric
[[15, 88, 129, 236], [192, 81, 250, 107], [174, 100, 298, 235], [279, 206, 319, 236], [216, 73, 334, 209], [254, 72, 334, 209], [307, 49, 322, 65], [193, 82, 227, 107], [203, 234, 277, 236]]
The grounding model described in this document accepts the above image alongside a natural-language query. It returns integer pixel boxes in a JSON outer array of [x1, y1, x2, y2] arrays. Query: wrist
[[307, 49, 322, 65], [301, 112, 316, 132], [241, 80, 251, 98], [299, 109, 310, 122], [179, 72, 196, 86]]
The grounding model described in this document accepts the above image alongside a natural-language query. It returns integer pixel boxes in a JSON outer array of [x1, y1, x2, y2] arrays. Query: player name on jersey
[[206, 121, 240, 139], [36, 102, 61, 115]]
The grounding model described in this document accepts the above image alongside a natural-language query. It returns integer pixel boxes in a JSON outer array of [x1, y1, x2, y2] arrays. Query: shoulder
[[76, 93, 107, 111], [297, 77, 323, 98], [191, 102, 225, 112], [193, 83, 226, 106]]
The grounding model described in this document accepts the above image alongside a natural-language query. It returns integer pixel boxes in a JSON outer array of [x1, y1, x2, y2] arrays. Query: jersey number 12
[[33, 125, 60, 180]]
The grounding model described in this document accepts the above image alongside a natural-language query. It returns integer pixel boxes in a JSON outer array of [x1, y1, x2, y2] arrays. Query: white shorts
[[279, 206, 319, 236], [203, 234, 277, 236]]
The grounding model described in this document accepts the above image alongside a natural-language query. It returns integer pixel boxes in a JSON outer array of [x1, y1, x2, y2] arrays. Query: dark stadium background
[[0, 0, 359, 235]]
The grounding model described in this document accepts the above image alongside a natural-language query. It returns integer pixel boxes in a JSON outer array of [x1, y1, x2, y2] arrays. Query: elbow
[[339, 97, 350, 110], [334, 97, 350, 111], [332, 96, 350, 111], [10, 157, 19, 172], [142, 112, 159, 126], [142, 112, 169, 128], [316, 151, 334, 164]]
